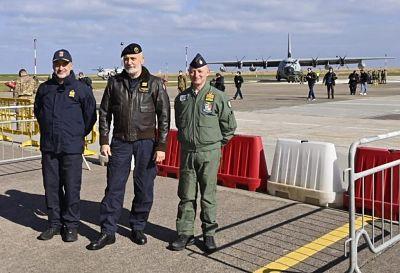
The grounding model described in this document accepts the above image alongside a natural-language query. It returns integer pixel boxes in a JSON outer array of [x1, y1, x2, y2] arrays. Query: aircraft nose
[[284, 66, 294, 75]]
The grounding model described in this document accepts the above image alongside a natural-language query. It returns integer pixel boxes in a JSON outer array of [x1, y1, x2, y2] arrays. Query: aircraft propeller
[[336, 55, 349, 69], [262, 56, 271, 69], [311, 57, 318, 67], [236, 56, 245, 69]]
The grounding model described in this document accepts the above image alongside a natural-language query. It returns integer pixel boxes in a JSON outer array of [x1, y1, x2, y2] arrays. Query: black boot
[[63, 227, 78, 242], [37, 227, 61, 240], [131, 230, 147, 245], [87, 233, 116, 250], [170, 234, 195, 251], [203, 235, 217, 253]]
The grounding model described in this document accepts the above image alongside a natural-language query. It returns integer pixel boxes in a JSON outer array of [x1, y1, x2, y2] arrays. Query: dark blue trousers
[[42, 152, 83, 229], [100, 138, 156, 234], [307, 83, 315, 99]]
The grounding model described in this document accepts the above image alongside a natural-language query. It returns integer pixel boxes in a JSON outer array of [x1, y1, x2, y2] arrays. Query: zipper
[[191, 91, 196, 149]]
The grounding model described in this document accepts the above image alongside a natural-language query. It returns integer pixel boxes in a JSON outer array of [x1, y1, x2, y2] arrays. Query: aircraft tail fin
[[287, 33, 292, 58]]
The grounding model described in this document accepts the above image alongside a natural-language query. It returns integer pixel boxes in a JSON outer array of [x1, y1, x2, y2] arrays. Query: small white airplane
[[93, 67, 123, 80], [209, 34, 395, 82]]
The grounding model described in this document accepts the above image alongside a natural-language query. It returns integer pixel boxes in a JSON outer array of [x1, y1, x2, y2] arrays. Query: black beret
[[121, 43, 142, 57], [190, 53, 207, 69], [53, 49, 72, 63]]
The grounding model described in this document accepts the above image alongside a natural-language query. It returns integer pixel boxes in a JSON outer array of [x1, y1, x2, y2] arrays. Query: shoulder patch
[[179, 94, 188, 101]]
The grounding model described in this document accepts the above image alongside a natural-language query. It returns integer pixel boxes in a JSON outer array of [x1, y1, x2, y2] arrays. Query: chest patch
[[139, 81, 149, 92], [202, 101, 213, 114], [69, 90, 75, 98], [205, 92, 215, 102]]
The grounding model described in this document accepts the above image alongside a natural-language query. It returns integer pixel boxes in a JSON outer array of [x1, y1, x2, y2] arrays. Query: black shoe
[[62, 227, 78, 242], [37, 227, 61, 240], [131, 230, 147, 245], [203, 235, 217, 253], [170, 234, 195, 251], [87, 233, 116, 250]]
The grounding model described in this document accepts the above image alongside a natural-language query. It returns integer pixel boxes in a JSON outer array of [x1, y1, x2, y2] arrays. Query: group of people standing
[[348, 70, 370, 95], [305, 67, 387, 100], [33, 43, 237, 254], [304, 67, 338, 101], [178, 70, 245, 100]]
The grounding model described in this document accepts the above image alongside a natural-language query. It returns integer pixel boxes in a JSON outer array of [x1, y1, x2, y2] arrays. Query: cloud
[[0, 0, 398, 73]]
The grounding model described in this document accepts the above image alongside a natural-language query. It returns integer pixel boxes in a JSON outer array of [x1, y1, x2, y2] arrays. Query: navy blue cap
[[53, 49, 72, 63], [121, 43, 142, 57], [190, 53, 207, 68]]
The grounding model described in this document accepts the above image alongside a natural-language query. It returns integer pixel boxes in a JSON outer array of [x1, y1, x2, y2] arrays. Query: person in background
[[214, 73, 225, 92], [177, 70, 187, 93], [233, 71, 244, 100], [78, 72, 93, 90], [305, 68, 317, 101], [322, 67, 337, 99]]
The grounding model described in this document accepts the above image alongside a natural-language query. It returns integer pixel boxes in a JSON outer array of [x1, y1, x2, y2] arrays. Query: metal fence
[[345, 131, 400, 273], [0, 118, 41, 166], [0, 104, 92, 170]]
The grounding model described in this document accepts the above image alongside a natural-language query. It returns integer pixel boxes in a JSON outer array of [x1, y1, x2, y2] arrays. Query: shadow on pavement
[[0, 189, 175, 243]]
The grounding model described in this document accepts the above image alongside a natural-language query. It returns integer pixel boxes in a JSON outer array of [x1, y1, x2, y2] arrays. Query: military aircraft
[[93, 67, 123, 80], [209, 34, 395, 82]]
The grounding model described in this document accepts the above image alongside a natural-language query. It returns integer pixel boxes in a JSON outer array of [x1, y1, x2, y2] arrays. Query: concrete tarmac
[[1, 78, 400, 272]]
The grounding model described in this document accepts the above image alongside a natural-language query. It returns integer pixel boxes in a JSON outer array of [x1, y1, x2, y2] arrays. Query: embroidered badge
[[59, 51, 64, 57], [179, 94, 188, 101], [134, 47, 140, 53], [139, 81, 149, 92], [202, 101, 213, 113], [69, 90, 75, 98], [205, 92, 215, 102]]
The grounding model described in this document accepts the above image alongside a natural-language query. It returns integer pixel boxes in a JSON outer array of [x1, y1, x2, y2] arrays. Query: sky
[[0, 0, 399, 74]]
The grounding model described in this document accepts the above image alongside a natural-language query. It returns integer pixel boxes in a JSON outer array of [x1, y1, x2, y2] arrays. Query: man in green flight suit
[[170, 53, 237, 253]]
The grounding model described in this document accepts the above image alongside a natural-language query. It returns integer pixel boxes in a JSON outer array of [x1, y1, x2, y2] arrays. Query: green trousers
[[176, 148, 221, 236]]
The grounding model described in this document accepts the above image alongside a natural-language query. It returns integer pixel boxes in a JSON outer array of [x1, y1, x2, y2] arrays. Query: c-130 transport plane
[[208, 34, 395, 82]]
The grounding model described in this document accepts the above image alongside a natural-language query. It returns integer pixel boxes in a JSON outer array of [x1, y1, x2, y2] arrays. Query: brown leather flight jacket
[[99, 67, 170, 151]]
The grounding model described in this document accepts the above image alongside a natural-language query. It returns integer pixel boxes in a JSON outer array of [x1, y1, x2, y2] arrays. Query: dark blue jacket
[[34, 71, 97, 154]]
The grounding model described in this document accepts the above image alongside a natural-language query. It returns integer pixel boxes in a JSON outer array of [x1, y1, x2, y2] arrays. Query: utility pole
[[185, 45, 189, 73], [33, 38, 37, 76], [120, 42, 124, 66]]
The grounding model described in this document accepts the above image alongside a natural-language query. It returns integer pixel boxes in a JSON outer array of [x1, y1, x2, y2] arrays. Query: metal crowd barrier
[[0, 102, 98, 170], [0, 98, 39, 146], [345, 131, 400, 273], [0, 119, 41, 166]]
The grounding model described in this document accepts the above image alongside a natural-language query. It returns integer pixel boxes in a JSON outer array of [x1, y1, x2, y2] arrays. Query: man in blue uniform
[[87, 43, 170, 250], [34, 49, 97, 242]]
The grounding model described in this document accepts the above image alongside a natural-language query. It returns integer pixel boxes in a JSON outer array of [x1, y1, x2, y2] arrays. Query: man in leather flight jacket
[[87, 43, 170, 250]]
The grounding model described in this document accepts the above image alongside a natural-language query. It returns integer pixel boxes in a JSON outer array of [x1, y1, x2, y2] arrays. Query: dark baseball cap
[[53, 49, 72, 63]]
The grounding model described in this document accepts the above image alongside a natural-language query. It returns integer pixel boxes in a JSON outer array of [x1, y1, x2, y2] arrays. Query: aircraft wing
[[208, 59, 282, 68], [298, 56, 395, 67]]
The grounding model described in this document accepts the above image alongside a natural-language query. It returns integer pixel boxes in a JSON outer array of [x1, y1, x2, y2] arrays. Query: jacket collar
[[120, 66, 150, 90], [191, 82, 211, 97], [52, 70, 76, 86]]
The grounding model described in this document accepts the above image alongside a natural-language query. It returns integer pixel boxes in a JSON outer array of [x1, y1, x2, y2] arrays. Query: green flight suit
[[174, 83, 237, 236]]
